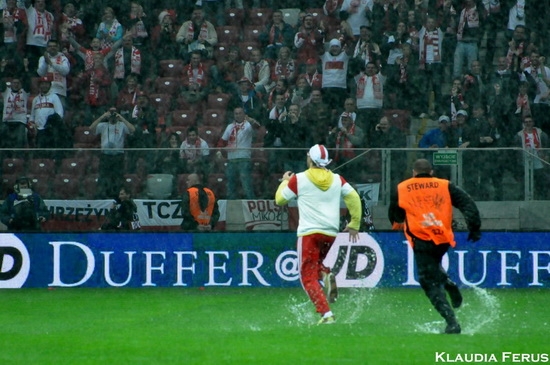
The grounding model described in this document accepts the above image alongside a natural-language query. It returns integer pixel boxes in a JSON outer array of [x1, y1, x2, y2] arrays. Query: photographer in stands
[[0, 176, 49, 231]]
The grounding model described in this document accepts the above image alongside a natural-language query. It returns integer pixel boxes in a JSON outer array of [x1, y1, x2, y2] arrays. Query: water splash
[[282, 294, 317, 326], [337, 287, 377, 324], [460, 286, 501, 335]]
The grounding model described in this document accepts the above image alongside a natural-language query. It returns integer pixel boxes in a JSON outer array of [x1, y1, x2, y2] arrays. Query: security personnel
[[180, 173, 220, 231], [0, 176, 49, 231], [388, 159, 481, 334]]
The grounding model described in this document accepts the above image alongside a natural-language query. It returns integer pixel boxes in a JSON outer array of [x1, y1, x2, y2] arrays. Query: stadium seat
[[306, 8, 325, 21], [238, 41, 260, 61], [146, 174, 174, 199], [158, 59, 184, 77], [207, 174, 227, 199], [73, 126, 99, 148], [207, 93, 231, 110], [253, 125, 267, 146], [154, 77, 181, 95], [214, 43, 230, 62], [198, 125, 222, 147], [88, 156, 100, 174], [174, 96, 204, 113], [252, 173, 266, 198], [52, 174, 80, 199], [123, 174, 143, 197], [28, 158, 56, 177], [58, 158, 86, 178], [0, 173, 17, 196], [280, 8, 301, 27], [251, 157, 267, 175], [171, 110, 198, 127], [81, 174, 99, 199], [149, 94, 173, 117], [217, 25, 241, 44], [28, 174, 51, 198], [384, 109, 411, 132], [203, 109, 227, 127], [169, 126, 188, 140], [2, 158, 26, 175], [242, 25, 263, 43], [225, 8, 245, 27], [247, 8, 272, 26]]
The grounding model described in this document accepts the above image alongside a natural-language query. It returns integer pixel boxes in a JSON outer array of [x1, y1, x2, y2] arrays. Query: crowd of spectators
[[1, 0, 550, 201]]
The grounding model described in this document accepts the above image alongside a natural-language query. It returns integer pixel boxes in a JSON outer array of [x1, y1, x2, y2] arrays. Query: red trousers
[[297, 233, 335, 315]]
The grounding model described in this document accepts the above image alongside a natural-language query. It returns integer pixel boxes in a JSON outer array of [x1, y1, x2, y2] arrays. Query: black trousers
[[413, 238, 457, 324]]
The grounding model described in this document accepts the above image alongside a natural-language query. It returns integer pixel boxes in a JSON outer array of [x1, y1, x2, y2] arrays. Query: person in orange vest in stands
[[180, 173, 219, 231]]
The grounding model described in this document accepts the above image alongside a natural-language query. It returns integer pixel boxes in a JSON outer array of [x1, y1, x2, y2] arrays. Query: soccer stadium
[[0, 1, 548, 364]]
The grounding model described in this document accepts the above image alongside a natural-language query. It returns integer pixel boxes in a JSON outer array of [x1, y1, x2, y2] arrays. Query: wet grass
[[0, 287, 547, 364]]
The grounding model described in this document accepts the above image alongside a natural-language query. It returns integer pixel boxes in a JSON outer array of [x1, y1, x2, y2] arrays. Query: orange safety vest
[[187, 187, 216, 226], [397, 177, 456, 247]]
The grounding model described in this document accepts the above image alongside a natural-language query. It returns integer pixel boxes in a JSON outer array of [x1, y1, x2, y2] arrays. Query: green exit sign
[[433, 151, 457, 165]]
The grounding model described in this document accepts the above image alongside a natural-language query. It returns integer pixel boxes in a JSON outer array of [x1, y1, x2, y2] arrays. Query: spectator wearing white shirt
[[37, 39, 70, 105], [25, 0, 54, 71], [354, 61, 386, 143], [321, 38, 350, 112]]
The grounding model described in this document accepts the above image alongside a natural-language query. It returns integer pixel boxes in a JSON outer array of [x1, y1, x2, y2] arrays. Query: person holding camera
[[90, 107, 136, 199], [0, 176, 49, 231], [100, 185, 139, 231]]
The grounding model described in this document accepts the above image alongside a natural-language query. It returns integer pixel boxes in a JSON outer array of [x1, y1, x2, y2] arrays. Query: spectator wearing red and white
[[37, 39, 70, 100], [340, 0, 373, 37], [354, 61, 385, 137], [243, 48, 274, 95], [29, 76, 63, 147], [337, 97, 357, 128], [259, 10, 296, 61], [418, 15, 445, 111], [68, 34, 118, 72], [150, 10, 179, 62], [127, 1, 148, 49], [271, 46, 296, 85], [293, 13, 325, 66], [96, 7, 124, 50], [181, 50, 210, 103], [25, 0, 54, 71], [0, 0, 27, 56], [267, 78, 290, 111], [112, 36, 141, 88], [321, 39, 349, 110], [352, 25, 381, 67], [1, 75, 28, 148], [180, 125, 210, 173], [116, 74, 140, 116], [299, 58, 322, 89], [176, 7, 217, 61], [56, 2, 85, 51], [83, 53, 112, 125]]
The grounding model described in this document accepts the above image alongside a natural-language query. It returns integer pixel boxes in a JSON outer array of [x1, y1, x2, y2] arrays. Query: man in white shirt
[[354, 61, 386, 141], [1, 76, 28, 149], [25, 0, 54, 70], [37, 39, 70, 104], [29, 76, 63, 151], [321, 38, 350, 111]]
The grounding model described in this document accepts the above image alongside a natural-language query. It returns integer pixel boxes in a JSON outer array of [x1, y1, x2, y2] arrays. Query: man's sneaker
[[445, 280, 463, 308], [323, 272, 338, 303], [317, 315, 336, 325], [444, 322, 461, 334]]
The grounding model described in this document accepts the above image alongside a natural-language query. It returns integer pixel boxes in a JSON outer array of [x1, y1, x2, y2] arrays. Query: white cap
[[457, 109, 468, 117], [329, 38, 341, 48], [308, 144, 332, 167]]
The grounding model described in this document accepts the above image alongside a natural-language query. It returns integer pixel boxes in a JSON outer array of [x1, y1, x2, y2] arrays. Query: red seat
[[247, 8, 273, 26], [2, 158, 26, 175], [207, 93, 231, 110], [203, 109, 227, 127], [238, 41, 260, 61], [198, 125, 222, 147], [214, 43, 230, 62], [169, 126, 188, 139], [217, 25, 241, 44], [242, 25, 263, 42], [73, 126, 99, 148], [225, 8, 245, 27], [171, 110, 198, 127], [51, 174, 80, 199], [251, 157, 267, 175], [0, 173, 17, 196], [123, 174, 143, 197], [88, 156, 100, 174], [207, 174, 227, 199], [158, 59, 184, 77], [58, 158, 86, 178], [383, 109, 411, 132], [154, 77, 181, 95], [174, 96, 204, 113], [28, 158, 56, 177], [306, 8, 325, 21], [27, 174, 51, 198], [149, 94, 173, 117], [81, 174, 99, 199]]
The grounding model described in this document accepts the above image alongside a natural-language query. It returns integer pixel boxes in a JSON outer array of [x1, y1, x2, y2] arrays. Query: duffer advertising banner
[[0, 232, 548, 288]]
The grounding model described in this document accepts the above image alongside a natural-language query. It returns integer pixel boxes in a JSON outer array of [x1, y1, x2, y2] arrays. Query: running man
[[388, 158, 481, 334], [275, 144, 361, 324]]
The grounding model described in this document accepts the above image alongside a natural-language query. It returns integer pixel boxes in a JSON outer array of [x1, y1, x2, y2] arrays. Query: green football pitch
[[0, 287, 547, 364]]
